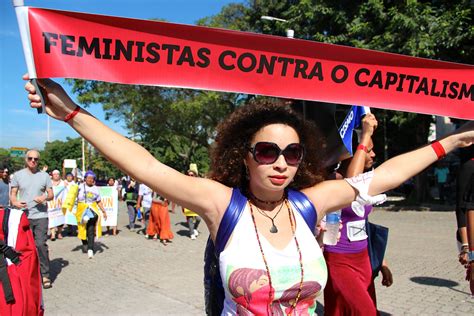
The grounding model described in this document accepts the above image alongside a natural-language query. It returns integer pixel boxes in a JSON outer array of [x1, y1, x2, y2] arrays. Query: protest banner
[[64, 208, 77, 226], [47, 185, 66, 229], [63, 159, 77, 169], [99, 186, 118, 227], [13, 6, 473, 119]]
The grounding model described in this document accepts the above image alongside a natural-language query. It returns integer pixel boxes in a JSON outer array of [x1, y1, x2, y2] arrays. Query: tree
[[41, 137, 83, 172], [39, 137, 121, 179], [0, 148, 24, 172]]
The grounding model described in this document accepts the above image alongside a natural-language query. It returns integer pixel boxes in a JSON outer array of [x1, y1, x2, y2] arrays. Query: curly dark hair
[[209, 99, 327, 190]]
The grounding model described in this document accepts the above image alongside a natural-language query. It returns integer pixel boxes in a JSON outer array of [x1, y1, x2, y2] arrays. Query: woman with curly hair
[[24, 75, 474, 314]]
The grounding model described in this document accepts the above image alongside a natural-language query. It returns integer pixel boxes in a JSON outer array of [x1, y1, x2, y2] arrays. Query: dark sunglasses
[[27, 157, 39, 162], [248, 142, 304, 166]]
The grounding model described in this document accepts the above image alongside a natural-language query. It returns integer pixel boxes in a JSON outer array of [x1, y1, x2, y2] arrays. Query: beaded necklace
[[248, 190, 286, 205], [248, 199, 305, 314]]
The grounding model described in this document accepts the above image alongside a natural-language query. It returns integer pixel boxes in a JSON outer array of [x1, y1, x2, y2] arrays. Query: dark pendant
[[270, 224, 278, 233]]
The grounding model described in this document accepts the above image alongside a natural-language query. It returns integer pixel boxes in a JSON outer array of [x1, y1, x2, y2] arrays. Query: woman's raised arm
[[305, 121, 474, 218], [369, 122, 474, 196], [24, 75, 231, 227], [345, 113, 377, 177]]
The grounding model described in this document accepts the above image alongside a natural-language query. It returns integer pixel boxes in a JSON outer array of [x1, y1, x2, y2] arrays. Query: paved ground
[[369, 209, 473, 315], [43, 202, 474, 315]]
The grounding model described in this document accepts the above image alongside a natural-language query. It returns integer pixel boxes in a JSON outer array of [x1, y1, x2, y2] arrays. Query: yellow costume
[[183, 207, 198, 217], [62, 183, 78, 214], [76, 202, 103, 240]]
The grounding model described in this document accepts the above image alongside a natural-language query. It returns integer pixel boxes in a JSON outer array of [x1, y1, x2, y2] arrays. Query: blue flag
[[338, 106, 370, 156]]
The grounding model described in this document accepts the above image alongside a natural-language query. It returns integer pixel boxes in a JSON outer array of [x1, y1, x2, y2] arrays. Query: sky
[[0, 0, 240, 150]]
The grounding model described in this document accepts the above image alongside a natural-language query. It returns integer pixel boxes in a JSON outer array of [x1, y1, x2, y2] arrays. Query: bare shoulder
[[172, 176, 231, 211], [300, 181, 329, 215], [202, 178, 233, 214], [193, 178, 233, 237]]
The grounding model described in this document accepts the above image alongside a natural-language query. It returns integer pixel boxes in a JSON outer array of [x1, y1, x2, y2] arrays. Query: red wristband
[[357, 144, 368, 153], [64, 106, 81, 122], [430, 141, 446, 160]]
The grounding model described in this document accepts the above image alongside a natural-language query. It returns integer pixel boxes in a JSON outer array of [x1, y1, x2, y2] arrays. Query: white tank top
[[219, 203, 327, 315]]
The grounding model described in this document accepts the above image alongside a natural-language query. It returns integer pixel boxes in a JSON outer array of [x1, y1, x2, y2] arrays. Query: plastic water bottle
[[323, 210, 341, 246]]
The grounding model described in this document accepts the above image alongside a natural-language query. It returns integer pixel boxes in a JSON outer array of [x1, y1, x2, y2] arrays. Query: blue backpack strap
[[288, 189, 317, 233], [204, 188, 247, 316], [215, 188, 248, 253]]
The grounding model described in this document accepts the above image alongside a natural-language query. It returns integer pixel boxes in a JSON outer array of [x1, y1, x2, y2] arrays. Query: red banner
[[23, 7, 473, 119]]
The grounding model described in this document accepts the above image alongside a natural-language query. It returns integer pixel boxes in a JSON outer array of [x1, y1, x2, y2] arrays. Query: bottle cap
[[326, 212, 340, 224]]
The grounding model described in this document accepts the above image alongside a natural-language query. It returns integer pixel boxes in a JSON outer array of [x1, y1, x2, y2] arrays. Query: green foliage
[[0, 148, 24, 172], [35, 137, 121, 179], [41, 137, 83, 171], [240, 0, 472, 64], [196, 3, 251, 31], [66, 80, 240, 174]]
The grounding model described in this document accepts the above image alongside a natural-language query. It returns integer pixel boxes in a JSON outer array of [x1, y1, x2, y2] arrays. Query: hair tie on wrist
[[357, 144, 368, 153], [430, 141, 446, 160], [64, 105, 81, 122]]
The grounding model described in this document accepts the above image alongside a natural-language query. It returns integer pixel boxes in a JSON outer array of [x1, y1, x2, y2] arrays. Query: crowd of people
[[0, 151, 203, 293]]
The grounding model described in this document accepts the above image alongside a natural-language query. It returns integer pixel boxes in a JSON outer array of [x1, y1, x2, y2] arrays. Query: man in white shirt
[[137, 183, 153, 236]]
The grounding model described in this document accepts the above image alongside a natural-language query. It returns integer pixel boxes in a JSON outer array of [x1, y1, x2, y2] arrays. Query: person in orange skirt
[[146, 192, 174, 245]]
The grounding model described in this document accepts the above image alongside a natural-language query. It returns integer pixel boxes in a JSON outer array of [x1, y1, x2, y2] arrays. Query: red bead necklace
[[248, 199, 305, 314]]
